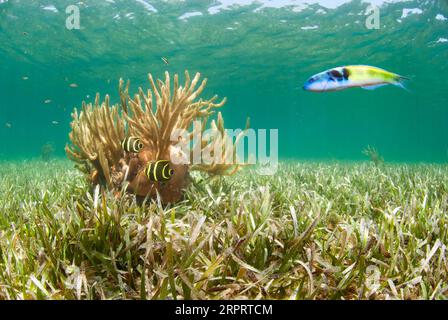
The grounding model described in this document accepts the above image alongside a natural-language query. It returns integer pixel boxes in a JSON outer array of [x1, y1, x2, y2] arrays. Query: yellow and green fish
[[121, 136, 144, 153], [303, 65, 409, 92], [145, 160, 174, 182]]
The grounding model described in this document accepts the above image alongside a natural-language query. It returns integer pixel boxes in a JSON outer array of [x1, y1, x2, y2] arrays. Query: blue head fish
[[303, 65, 409, 92]]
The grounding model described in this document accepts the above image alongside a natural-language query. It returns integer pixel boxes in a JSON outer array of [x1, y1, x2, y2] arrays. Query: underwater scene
[[0, 0, 447, 300]]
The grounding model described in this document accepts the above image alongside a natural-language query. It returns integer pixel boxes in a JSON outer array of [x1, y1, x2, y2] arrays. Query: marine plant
[[66, 71, 247, 203], [362, 145, 384, 167], [40, 142, 55, 162], [0, 160, 447, 299]]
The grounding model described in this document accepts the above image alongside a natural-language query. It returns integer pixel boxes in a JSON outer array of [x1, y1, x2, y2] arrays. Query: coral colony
[[66, 71, 248, 203]]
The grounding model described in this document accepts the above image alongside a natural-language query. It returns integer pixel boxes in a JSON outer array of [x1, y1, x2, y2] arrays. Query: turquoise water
[[1, 0, 447, 163]]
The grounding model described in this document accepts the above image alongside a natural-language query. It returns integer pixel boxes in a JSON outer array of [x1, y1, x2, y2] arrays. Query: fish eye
[[308, 77, 315, 83], [169, 169, 174, 176]]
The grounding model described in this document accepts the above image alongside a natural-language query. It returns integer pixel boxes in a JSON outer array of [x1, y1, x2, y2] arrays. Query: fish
[[44, 99, 52, 104], [303, 65, 410, 92], [161, 57, 169, 65], [5, 123, 11, 128], [121, 136, 144, 153], [22, 76, 29, 80], [51, 121, 59, 125], [145, 160, 174, 182], [69, 83, 78, 88]]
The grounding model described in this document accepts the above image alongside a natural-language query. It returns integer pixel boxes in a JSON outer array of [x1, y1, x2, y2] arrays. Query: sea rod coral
[[66, 71, 247, 203]]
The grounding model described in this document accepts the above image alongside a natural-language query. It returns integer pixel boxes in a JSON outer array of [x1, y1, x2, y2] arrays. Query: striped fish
[[303, 65, 409, 92], [121, 136, 144, 153], [145, 160, 174, 182]]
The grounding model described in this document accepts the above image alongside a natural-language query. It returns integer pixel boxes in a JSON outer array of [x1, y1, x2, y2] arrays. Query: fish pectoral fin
[[361, 84, 388, 90]]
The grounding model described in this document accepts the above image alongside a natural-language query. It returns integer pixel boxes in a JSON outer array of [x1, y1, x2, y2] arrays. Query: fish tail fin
[[394, 80, 411, 92], [394, 74, 411, 92], [398, 75, 411, 81]]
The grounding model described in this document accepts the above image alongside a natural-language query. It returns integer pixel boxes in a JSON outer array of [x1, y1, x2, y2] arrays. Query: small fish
[[22, 76, 29, 80], [69, 83, 78, 88], [44, 99, 52, 104], [161, 57, 169, 65], [145, 160, 174, 182], [121, 136, 144, 153], [86, 94, 90, 99], [51, 121, 59, 125], [22, 32, 28, 36], [5, 123, 11, 128], [303, 65, 410, 92]]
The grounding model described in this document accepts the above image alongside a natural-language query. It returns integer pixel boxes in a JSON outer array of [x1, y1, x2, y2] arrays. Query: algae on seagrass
[[66, 71, 247, 203]]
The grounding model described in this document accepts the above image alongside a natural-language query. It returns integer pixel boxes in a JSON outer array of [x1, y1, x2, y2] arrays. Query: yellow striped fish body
[[145, 160, 174, 182], [121, 136, 144, 153], [303, 65, 409, 92]]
